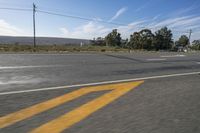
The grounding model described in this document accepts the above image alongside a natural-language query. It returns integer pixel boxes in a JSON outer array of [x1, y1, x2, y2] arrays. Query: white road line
[[147, 58, 166, 61], [161, 55, 186, 58], [0, 77, 44, 85], [197, 62, 200, 64], [0, 80, 36, 85], [0, 71, 199, 96], [0, 65, 71, 70]]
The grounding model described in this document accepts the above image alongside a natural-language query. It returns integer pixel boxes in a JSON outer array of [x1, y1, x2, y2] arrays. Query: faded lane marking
[[0, 71, 199, 96], [146, 58, 166, 61], [0, 65, 71, 70], [0, 81, 143, 130], [0, 76, 44, 85], [197, 62, 200, 64], [161, 55, 185, 58], [0, 79, 42, 85]]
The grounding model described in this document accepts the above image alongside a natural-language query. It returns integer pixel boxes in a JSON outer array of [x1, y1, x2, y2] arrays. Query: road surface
[[0, 52, 200, 133]]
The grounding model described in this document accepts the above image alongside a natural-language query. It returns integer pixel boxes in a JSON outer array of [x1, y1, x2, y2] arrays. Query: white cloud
[[147, 15, 200, 32], [117, 20, 146, 37], [60, 14, 200, 41], [151, 16, 191, 28], [145, 15, 200, 40], [135, 5, 146, 12], [92, 17, 103, 22], [152, 15, 161, 20], [170, 5, 198, 17], [59, 27, 69, 36], [59, 20, 149, 39], [60, 22, 111, 39], [109, 7, 127, 22], [170, 16, 200, 28], [134, 0, 152, 13], [191, 31, 200, 41], [0, 19, 25, 36]]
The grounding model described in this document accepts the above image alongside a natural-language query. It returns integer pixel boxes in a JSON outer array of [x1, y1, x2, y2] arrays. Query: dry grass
[[0, 44, 129, 53]]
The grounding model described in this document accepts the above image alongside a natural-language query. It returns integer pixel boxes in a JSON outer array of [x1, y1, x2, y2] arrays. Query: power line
[[0, 4, 125, 26], [0, 6, 196, 37], [0, 6, 194, 33], [0, 6, 131, 26], [0, 7, 32, 11], [36, 9, 128, 26]]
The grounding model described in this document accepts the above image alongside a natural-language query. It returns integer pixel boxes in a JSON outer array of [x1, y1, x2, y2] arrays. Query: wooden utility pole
[[188, 29, 192, 46], [33, 3, 36, 48]]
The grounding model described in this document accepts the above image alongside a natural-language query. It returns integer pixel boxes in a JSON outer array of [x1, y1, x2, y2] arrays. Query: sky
[[0, 0, 200, 41]]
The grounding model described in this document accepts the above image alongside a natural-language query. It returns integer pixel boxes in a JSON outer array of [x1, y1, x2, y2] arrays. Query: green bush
[[0, 44, 129, 53]]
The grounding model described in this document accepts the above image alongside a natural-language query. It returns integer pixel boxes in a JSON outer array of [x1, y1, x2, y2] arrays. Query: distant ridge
[[0, 36, 91, 45]]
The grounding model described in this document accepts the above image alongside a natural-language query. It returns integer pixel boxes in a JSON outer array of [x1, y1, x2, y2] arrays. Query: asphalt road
[[0, 52, 200, 133]]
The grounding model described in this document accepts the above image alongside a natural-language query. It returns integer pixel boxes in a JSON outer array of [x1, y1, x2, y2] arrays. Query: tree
[[176, 35, 189, 47], [192, 40, 200, 50], [105, 29, 121, 47], [139, 29, 154, 50], [128, 32, 141, 49], [154, 27, 173, 50], [128, 29, 154, 50], [91, 37, 106, 46], [121, 38, 129, 48]]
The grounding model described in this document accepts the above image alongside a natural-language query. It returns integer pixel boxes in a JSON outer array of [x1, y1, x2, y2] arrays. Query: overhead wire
[[0, 6, 194, 34], [0, 7, 32, 11], [36, 9, 128, 26]]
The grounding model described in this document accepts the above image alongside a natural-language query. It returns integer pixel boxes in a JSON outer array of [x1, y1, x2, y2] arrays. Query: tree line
[[91, 27, 200, 51]]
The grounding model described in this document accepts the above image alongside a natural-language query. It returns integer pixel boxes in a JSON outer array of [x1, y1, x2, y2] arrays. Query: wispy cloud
[[117, 21, 142, 31], [152, 14, 161, 20], [116, 20, 146, 37], [146, 15, 200, 40], [58, 0, 200, 40], [60, 14, 200, 41], [170, 16, 200, 28], [151, 16, 192, 28], [134, 0, 153, 13], [135, 5, 146, 12], [169, 4, 199, 17], [109, 7, 127, 22], [60, 22, 111, 39], [0, 19, 26, 36], [60, 19, 149, 39], [147, 15, 200, 31], [176, 6, 196, 15], [60, 27, 70, 35]]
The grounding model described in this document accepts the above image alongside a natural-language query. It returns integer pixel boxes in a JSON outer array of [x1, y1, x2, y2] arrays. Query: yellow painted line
[[0, 89, 91, 129], [31, 81, 143, 133], [0, 81, 143, 130]]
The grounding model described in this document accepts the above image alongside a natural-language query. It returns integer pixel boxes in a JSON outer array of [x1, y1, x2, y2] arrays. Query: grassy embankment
[[0, 44, 129, 53]]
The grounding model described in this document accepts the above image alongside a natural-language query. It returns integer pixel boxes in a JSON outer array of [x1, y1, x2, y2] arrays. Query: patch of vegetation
[[1, 27, 199, 53], [92, 27, 200, 51], [0, 44, 129, 53], [190, 40, 200, 50]]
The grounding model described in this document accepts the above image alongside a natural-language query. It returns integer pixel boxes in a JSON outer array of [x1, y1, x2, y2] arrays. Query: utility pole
[[188, 29, 192, 46], [33, 3, 36, 49]]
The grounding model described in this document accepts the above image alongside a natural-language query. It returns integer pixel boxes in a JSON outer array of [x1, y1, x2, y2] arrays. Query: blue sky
[[0, 0, 200, 41]]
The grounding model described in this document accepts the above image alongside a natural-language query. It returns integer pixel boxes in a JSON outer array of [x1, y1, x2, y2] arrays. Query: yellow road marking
[[0, 81, 143, 131], [31, 81, 143, 133], [0, 88, 91, 129]]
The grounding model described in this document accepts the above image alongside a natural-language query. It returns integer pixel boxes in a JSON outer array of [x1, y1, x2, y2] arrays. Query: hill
[[0, 36, 91, 46]]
